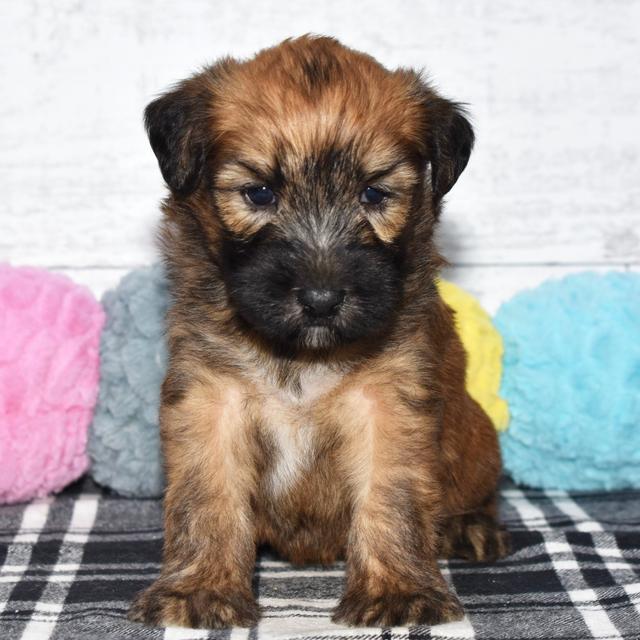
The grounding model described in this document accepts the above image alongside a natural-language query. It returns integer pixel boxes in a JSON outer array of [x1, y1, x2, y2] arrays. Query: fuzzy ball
[[496, 271, 640, 490], [437, 279, 509, 431], [88, 264, 169, 497], [0, 265, 104, 504]]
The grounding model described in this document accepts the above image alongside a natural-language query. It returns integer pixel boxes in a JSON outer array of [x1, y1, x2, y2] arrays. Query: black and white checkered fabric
[[1, 477, 639, 640]]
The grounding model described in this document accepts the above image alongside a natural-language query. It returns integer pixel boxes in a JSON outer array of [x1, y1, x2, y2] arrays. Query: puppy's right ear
[[144, 81, 209, 196], [422, 91, 475, 202]]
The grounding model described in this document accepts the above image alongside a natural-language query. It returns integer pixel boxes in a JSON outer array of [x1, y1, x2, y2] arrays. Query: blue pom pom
[[88, 264, 169, 497], [496, 272, 640, 490]]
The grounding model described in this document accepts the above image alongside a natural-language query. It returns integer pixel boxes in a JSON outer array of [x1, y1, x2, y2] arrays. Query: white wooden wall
[[2, 0, 639, 313]]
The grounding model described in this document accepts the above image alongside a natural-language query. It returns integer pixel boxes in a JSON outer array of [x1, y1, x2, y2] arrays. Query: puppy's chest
[[256, 366, 342, 497]]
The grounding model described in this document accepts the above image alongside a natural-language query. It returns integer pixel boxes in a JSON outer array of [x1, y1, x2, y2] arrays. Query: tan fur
[[129, 36, 509, 630]]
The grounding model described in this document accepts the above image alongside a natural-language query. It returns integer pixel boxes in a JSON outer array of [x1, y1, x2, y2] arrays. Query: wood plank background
[[2, 0, 639, 313]]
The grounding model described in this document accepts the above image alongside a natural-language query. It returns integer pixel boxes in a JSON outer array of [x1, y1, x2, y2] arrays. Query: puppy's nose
[[297, 288, 345, 317]]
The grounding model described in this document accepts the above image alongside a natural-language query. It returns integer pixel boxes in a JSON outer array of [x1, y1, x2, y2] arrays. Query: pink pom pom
[[0, 265, 105, 503]]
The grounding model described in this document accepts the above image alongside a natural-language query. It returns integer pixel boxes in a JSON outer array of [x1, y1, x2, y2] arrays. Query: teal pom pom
[[496, 272, 640, 490], [88, 264, 169, 497]]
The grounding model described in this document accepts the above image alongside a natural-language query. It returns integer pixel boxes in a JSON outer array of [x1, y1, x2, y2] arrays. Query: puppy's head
[[146, 36, 473, 350]]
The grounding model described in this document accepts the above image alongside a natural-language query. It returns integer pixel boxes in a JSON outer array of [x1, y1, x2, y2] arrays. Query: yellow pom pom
[[436, 279, 510, 431]]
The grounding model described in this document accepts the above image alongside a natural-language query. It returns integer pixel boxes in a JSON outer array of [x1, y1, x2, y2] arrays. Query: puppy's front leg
[[129, 373, 258, 629], [332, 385, 464, 627]]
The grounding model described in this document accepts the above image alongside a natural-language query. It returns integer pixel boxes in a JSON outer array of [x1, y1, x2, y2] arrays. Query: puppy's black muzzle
[[222, 227, 404, 349]]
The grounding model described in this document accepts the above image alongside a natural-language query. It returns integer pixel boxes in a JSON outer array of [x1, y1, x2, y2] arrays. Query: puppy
[[129, 35, 509, 629]]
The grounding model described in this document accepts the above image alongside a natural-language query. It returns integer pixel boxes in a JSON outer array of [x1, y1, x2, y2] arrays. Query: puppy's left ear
[[421, 87, 475, 202], [144, 78, 210, 196]]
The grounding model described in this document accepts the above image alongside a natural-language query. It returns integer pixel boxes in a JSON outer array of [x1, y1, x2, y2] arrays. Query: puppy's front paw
[[128, 582, 259, 629], [332, 585, 464, 627]]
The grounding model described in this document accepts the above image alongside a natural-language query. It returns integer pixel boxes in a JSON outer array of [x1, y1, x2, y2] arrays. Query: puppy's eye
[[360, 186, 387, 205], [244, 185, 276, 207]]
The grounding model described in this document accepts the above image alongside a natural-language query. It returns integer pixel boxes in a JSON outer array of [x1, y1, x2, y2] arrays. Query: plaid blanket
[[0, 478, 638, 640]]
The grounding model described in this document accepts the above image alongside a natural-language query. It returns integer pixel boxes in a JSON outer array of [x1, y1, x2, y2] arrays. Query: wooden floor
[[1, 1, 639, 312]]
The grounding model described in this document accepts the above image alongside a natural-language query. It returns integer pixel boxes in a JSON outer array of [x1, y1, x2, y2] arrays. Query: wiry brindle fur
[[129, 36, 510, 629]]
